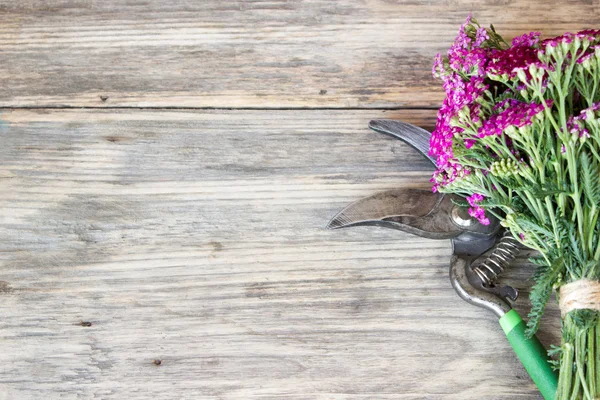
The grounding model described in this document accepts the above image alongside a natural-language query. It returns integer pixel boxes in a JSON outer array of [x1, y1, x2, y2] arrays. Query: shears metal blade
[[327, 189, 489, 240], [369, 119, 436, 166]]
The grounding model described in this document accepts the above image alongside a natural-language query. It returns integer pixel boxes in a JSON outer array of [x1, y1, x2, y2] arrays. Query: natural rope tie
[[559, 280, 600, 317]]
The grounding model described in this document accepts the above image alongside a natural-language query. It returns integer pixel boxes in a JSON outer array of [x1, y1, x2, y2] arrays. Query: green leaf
[[515, 214, 554, 238], [525, 256, 563, 337], [580, 151, 600, 207]]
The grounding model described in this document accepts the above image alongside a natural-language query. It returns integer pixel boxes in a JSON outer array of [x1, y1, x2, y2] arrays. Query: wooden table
[[1, 1, 593, 399]]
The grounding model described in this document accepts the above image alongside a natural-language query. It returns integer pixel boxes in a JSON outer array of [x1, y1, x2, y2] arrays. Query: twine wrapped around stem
[[559, 280, 600, 317]]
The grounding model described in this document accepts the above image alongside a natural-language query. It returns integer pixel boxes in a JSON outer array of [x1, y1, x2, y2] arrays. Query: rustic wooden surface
[[0, 1, 583, 399], [0, 0, 599, 108]]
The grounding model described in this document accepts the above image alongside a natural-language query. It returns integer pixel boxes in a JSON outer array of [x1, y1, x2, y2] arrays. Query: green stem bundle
[[556, 312, 600, 400]]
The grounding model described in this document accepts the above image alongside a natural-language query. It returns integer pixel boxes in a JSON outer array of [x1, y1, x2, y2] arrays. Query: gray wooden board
[[0, 109, 560, 399], [0, 0, 598, 108]]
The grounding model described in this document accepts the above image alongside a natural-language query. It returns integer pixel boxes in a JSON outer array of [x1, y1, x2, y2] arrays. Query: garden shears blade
[[326, 188, 493, 240], [368, 119, 436, 166]]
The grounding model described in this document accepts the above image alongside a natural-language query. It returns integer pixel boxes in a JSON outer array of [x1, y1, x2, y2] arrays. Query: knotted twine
[[559, 280, 600, 317]]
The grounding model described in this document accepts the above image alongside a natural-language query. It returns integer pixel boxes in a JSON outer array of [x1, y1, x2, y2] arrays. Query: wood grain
[[0, 0, 598, 108], [0, 109, 559, 399]]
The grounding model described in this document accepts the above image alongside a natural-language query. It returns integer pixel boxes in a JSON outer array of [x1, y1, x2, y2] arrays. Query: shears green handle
[[499, 309, 558, 400]]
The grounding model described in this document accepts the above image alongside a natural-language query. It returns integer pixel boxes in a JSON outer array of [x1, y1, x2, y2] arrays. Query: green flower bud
[[537, 67, 546, 80], [505, 125, 517, 136], [570, 134, 578, 145], [490, 158, 520, 178], [516, 68, 527, 83], [502, 212, 517, 228], [585, 109, 595, 122], [528, 63, 538, 77]]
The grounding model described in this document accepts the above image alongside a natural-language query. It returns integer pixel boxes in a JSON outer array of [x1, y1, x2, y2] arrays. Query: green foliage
[[580, 152, 600, 207], [548, 344, 562, 371], [515, 214, 554, 239], [526, 255, 563, 337], [569, 309, 599, 330]]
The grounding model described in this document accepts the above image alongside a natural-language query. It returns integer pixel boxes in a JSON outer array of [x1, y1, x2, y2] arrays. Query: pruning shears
[[327, 119, 558, 400]]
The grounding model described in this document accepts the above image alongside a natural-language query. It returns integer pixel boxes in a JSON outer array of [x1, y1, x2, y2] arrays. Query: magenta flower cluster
[[540, 29, 600, 49], [487, 34, 540, 78], [567, 102, 600, 138], [430, 17, 600, 225], [466, 193, 490, 225], [477, 99, 551, 139]]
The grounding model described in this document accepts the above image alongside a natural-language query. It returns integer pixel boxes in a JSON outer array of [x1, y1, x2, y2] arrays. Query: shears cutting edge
[[326, 119, 558, 400]]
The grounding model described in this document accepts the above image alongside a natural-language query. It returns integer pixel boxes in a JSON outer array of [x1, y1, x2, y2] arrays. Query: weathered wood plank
[[0, 0, 598, 108], [0, 109, 558, 399]]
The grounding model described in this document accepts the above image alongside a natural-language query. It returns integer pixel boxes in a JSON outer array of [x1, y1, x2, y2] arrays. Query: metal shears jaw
[[326, 119, 558, 399], [326, 187, 519, 316]]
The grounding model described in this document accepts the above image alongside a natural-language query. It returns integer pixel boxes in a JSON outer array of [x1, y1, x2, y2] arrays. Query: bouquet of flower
[[431, 16, 600, 399]]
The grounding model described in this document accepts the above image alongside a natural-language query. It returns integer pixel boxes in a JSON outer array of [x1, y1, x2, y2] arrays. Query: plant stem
[[558, 313, 600, 400]]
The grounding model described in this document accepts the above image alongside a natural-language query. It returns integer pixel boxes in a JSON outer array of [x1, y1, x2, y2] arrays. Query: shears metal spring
[[473, 231, 520, 287]]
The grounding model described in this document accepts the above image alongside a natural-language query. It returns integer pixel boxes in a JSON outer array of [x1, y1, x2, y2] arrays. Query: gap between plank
[[0, 105, 440, 111]]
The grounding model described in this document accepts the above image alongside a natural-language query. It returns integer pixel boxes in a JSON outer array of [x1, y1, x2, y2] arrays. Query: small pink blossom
[[466, 193, 490, 225], [477, 100, 551, 137], [511, 32, 541, 47], [466, 193, 484, 206], [474, 27, 489, 47]]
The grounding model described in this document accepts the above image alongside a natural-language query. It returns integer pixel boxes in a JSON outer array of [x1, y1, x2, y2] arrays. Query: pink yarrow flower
[[511, 31, 541, 47], [466, 193, 490, 225], [478, 100, 551, 137], [475, 27, 489, 47], [566, 102, 600, 138]]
